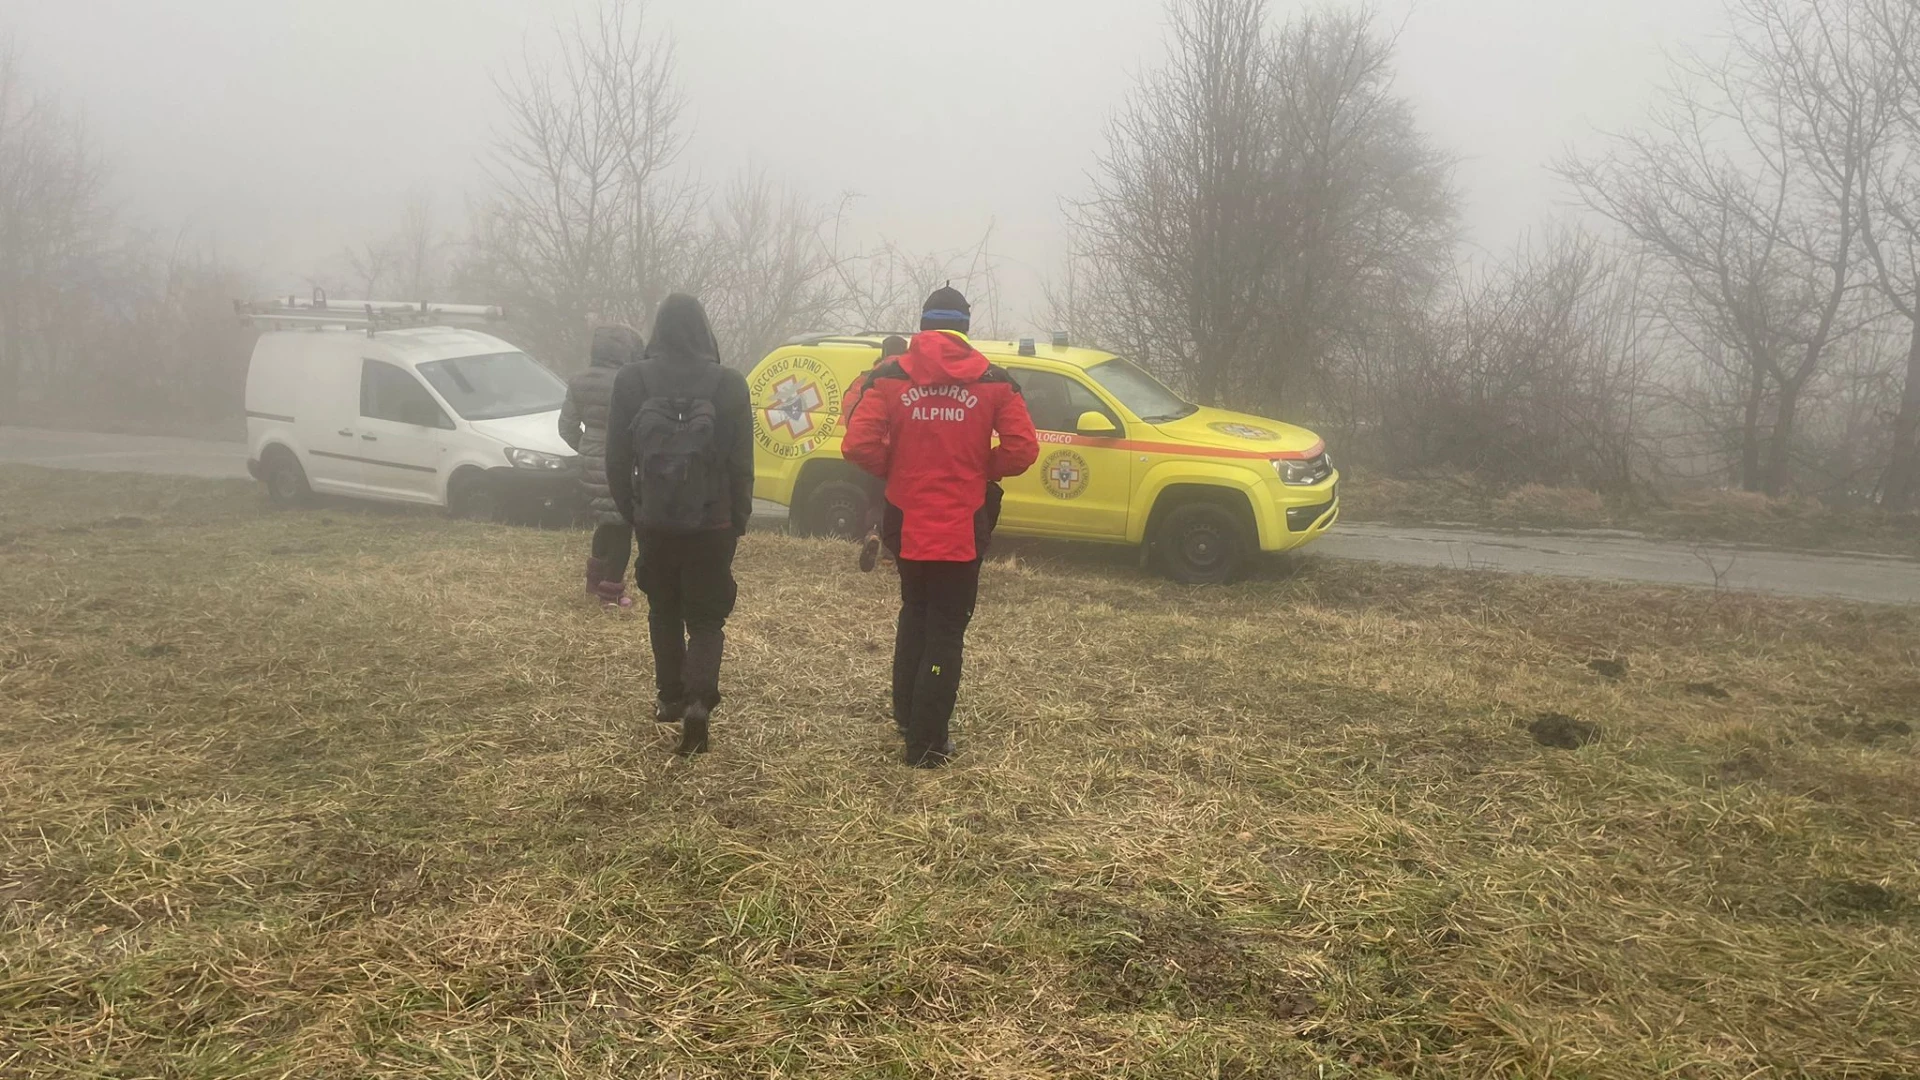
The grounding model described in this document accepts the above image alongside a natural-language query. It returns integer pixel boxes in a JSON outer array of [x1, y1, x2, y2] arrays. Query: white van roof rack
[[236, 289, 507, 336]]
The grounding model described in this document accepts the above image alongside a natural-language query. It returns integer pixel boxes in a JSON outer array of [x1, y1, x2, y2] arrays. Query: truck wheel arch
[[1143, 483, 1259, 548]]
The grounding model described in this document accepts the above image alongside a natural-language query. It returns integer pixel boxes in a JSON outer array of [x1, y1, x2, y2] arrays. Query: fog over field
[[11, 0, 1723, 300], [7, 0, 1920, 510]]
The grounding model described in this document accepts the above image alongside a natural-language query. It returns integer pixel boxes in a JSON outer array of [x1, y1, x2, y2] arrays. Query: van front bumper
[[485, 462, 585, 518]]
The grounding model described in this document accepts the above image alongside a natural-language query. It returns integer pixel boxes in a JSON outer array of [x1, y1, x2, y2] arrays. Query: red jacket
[[842, 331, 1039, 561]]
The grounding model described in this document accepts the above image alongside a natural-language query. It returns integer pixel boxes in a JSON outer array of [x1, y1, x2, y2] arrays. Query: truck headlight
[[505, 447, 568, 471], [1275, 453, 1332, 486]]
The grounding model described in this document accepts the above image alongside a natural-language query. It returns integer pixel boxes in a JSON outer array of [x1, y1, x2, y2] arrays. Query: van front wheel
[[448, 471, 501, 522], [1153, 502, 1248, 585], [798, 480, 871, 540]]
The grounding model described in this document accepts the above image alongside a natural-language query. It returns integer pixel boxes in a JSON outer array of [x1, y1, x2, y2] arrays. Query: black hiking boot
[[675, 703, 710, 756], [904, 739, 955, 769]]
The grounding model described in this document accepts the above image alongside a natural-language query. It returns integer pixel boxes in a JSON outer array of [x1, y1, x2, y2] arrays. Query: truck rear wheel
[[1153, 501, 1248, 585], [798, 479, 871, 540]]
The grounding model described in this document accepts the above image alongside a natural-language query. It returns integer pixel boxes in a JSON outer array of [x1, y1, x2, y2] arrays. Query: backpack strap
[[979, 364, 1019, 388]]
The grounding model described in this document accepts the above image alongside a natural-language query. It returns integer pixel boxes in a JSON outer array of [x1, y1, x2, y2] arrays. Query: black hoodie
[[606, 294, 754, 533]]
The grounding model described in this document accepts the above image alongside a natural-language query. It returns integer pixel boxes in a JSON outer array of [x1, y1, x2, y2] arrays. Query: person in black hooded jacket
[[559, 323, 643, 606], [606, 294, 753, 755]]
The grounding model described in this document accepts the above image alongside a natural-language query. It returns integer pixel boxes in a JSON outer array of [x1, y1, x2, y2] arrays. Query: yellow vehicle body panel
[[748, 335, 1338, 556]]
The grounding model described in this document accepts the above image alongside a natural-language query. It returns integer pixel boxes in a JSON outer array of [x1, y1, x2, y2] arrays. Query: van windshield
[[416, 352, 566, 421], [1086, 359, 1198, 423]]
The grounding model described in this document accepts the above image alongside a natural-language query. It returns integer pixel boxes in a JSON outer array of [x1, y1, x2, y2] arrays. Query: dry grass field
[[2, 466, 1917, 1078]]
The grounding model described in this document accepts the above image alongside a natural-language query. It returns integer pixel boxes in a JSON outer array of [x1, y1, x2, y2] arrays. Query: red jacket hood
[[901, 330, 989, 385]]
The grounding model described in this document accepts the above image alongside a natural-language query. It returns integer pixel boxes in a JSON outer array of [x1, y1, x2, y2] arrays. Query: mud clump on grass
[[1587, 657, 1628, 681], [1821, 880, 1911, 918], [1055, 893, 1316, 1022], [1716, 747, 1771, 784], [1812, 714, 1913, 745], [1529, 712, 1601, 749]]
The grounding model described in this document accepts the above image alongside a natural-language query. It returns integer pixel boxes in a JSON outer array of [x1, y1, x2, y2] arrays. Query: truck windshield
[[1086, 359, 1198, 424], [416, 352, 566, 421]]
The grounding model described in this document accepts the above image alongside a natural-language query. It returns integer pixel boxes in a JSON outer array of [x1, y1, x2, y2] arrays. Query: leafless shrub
[[1337, 230, 1663, 494]]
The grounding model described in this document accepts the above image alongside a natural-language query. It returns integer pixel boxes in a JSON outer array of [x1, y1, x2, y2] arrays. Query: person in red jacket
[[842, 287, 1039, 767]]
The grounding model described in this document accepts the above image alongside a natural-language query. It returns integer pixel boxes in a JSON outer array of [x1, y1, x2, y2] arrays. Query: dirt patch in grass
[[2, 466, 1918, 1077]]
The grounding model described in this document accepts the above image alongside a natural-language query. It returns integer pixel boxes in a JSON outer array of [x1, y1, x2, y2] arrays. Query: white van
[[242, 298, 581, 519]]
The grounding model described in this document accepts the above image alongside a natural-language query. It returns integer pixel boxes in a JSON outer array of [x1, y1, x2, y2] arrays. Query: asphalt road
[[5, 425, 1917, 605]]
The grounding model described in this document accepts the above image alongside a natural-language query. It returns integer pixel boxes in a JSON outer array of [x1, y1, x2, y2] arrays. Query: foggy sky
[[9, 0, 1727, 320]]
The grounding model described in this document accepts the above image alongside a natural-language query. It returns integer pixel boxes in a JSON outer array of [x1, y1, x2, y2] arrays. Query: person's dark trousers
[[638, 529, 739, 712], [590, 521, 634, 583], [892, 557, 982, 765]]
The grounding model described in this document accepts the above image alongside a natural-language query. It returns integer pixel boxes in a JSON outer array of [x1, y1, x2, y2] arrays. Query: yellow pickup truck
[[748, 334, 1338, 583]]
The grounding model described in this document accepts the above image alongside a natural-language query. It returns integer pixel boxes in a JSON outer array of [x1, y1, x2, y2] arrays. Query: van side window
[[361, 360, 452, 429], [1008, 369, 1115, 433]]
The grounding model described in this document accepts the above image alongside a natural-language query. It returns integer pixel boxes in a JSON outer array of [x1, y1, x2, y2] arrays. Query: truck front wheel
[[1152, 501, 1248, 585], [797, 479, 871, 540]]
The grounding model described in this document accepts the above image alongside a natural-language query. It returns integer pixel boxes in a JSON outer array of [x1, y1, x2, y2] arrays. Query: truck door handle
[[360, 434, 378, 442], [337, 428, 354, 437]]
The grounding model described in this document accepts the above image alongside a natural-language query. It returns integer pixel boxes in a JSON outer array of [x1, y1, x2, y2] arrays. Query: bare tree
[[832, 222, 1005, 338], [460, 0, 703, 369], [701, 170, 845, 364], [329, 191, 455, 303], [1860, 0, 1920, 508], [1069, 0, 1286, 404], [341, 237, 397, 299], [393, 191, 452, 302], [0, 45, 110, 423], [1067, 0, 1453, 414], [1563, 0, 1885, 495]]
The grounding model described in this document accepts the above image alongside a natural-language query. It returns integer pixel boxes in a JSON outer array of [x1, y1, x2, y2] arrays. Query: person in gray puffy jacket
[[559, 324, 644, 606]]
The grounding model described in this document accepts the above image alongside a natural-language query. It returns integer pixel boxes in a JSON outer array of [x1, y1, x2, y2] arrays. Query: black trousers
[[590, 521, 634, 582], [892, 558, 982, 757], [638, 530, 738, 707]]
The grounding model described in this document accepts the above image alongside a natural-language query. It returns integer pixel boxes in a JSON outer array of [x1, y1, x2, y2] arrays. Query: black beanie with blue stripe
[[920, 285, 971, 334]]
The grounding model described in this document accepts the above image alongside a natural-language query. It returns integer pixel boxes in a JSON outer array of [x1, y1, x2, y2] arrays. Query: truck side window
[[361, 360, 452, 429], [1009, 369, 1115, 433]]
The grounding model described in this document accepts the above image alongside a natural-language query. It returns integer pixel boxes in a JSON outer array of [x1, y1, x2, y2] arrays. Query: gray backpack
[[630, 364, 727, 533]]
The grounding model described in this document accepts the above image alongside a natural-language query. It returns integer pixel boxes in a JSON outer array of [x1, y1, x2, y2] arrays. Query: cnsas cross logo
[[1042, 449, 1090, 500], [751, 355, 842, 459], [765, 377, 821, 436]]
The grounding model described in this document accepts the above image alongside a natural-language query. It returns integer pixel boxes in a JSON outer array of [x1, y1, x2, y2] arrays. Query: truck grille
[[1292, 452, 1334, 486]]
